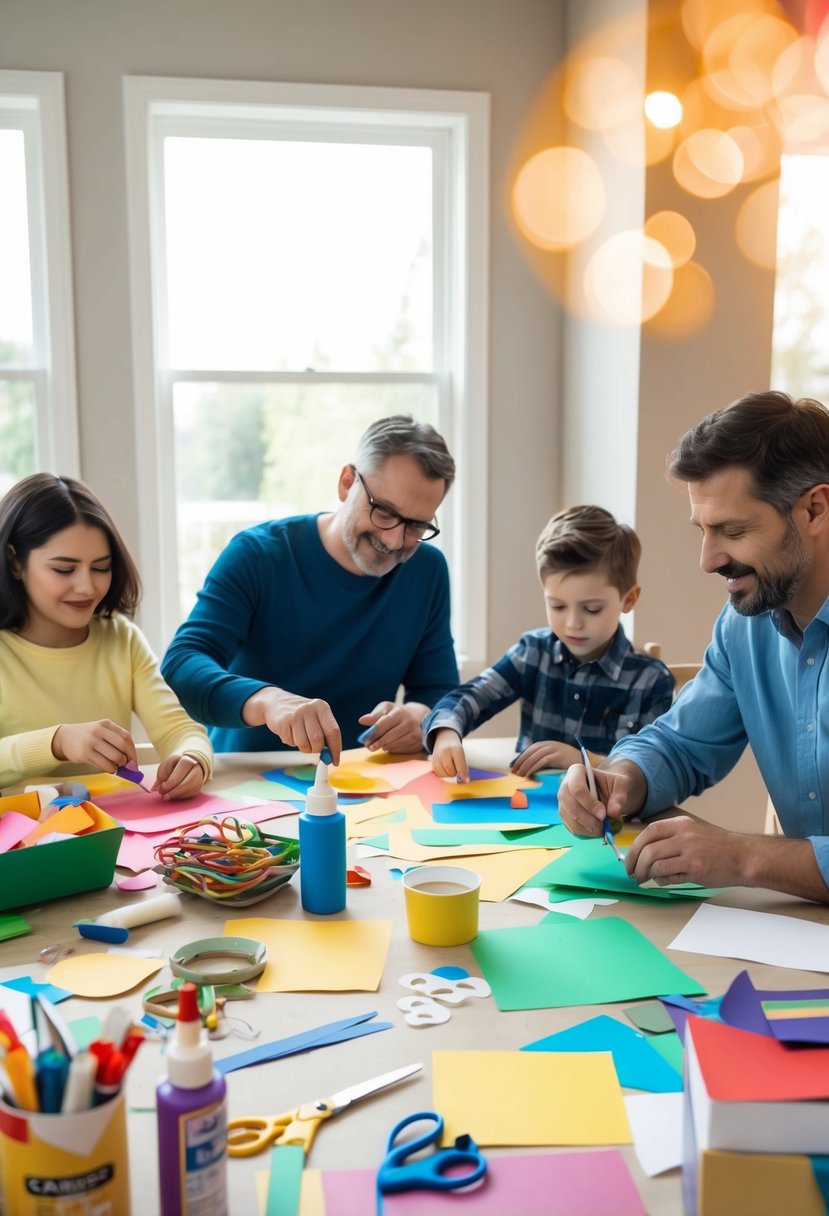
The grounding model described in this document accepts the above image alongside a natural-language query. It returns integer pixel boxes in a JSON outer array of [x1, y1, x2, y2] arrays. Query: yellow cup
[[0, 1091, 131, 1215], [402, 865, 481, 946]]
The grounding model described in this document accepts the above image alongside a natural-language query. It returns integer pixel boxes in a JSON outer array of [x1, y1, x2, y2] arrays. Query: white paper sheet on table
[[668, 902, 829, 971], [624, 1093, 683, 1177], [508, 888, 618, 918]]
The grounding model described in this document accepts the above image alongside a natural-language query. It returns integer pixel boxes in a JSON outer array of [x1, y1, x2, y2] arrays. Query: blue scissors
[[377, 1110, 486, 1208]]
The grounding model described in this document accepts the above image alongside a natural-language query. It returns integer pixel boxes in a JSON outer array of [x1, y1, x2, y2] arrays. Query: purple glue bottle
[[157, 981, 228, 1216]]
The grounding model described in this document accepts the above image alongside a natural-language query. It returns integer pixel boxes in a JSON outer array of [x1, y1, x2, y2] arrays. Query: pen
[[61, 1050, 97, 1113], [36, 1047, 69, 1113], [575, 736, 624, 863]]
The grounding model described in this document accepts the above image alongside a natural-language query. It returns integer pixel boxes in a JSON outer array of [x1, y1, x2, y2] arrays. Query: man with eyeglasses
[[161, 415, 458, 764]]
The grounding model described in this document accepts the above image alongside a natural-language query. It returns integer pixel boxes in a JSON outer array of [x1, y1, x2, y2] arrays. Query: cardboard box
[[0, 792, 124, 912], [693, 1148, 826, 1216]]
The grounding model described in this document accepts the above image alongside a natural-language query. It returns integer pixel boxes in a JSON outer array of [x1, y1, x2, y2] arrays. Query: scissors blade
[[329, 1062, 422, 1113]]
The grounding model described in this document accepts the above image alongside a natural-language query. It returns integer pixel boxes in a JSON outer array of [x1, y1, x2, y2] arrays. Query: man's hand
[[511, 740, 584, 778], [52, 720, 137, 773], [152, 754, 207, 800], [558, 758, 647, 839], [429, 728, 468, 781], [357, 702, 428, 755], [243, 688, 342, 765]]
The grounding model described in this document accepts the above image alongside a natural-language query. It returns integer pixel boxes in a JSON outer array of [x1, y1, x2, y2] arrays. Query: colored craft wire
[[153, 817, 299, 906]]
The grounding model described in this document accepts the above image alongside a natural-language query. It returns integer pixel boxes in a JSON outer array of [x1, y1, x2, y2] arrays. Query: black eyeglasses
[[353, 469, 440, 541]]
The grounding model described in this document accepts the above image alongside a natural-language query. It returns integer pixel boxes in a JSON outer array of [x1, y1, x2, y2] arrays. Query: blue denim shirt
[[611, 597, 829, 883]]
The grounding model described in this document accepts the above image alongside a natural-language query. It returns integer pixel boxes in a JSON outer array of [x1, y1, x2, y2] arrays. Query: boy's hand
[[152, 754, 207, 800], [52, 720, 137, 773], [430, 728, 469, 781], [511, 740, 585, 777], [357, 702, 428, 754]]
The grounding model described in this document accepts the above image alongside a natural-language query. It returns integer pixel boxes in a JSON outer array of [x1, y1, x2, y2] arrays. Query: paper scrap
[[624, 1092, 684, 1177], [223, 918, 392, 992], [406, 849, 564, 902], [46, 953, 164, 998], [669, 902, 829, 971], [522, 1014, 682, 1092]]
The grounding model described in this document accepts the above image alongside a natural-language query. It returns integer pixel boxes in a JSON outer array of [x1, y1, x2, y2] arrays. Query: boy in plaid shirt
[[423, 505, 674, 780]]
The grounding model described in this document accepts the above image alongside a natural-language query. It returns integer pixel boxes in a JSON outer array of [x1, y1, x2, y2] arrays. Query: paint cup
[[402, 865, 481, 946], [0, 1091, 131, 1214]]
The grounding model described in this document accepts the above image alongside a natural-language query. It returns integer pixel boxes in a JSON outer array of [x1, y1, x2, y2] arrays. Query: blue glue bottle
[[299, 751, 346, 914], [156, 981, 228, 1216]]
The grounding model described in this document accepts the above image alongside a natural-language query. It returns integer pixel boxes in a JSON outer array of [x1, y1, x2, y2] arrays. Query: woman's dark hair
[[669, 391, 829, 516], [0, 473, 141, 630]]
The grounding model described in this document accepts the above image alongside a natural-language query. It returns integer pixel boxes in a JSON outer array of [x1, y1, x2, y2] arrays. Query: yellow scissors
[[227, 1062, 422, 1158]]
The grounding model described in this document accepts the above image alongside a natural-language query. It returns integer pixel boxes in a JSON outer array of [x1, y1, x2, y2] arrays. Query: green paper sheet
[[0, 913, 31, 942], [266, 1144, 304, 1216], [649, 1030, 685, 1074], [530, 838, 723, 900], [623, 999, 677, 1034], [471, 916, 706, 1011]]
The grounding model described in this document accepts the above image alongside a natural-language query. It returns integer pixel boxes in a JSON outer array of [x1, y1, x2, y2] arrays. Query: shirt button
[[809, 791, 817, 800], [807, 723, 814, 732], [807, 657, 816, 666]]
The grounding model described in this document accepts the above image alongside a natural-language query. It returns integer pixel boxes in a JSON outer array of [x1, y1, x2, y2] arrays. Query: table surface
[[4, 740, 829, 1216]]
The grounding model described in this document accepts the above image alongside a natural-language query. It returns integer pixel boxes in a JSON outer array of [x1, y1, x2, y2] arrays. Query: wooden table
[[4, 741, 829, 1215]]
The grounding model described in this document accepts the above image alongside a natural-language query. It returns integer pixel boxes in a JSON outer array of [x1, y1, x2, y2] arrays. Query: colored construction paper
[[223, 917, 392, 991], [215, 1012, 392, 1074], [115, 870, 158, 891], [116, 828, 172, 872], [266, 1145, 303, 1216], [22, 803, 94, 846], [383, 827, 554, 863], [432, 797, 559, 826], [334, 750, 433, 789], [1, 976, 72, 1006], [320, 1150, 646, 1216], [510, 887, 617, 917], [0, 913, 31, 941], [721, 968, 829, 1044], [407, 848, 564, 902], [46, 953, 164, 998], [395, 769, 534, 809], [92, 787, 262, 833], [432, 1049, 632, 1146], [536, 838, 722, 899], [649, 1031, 684, 1074], [415, 825, 571, 848], [67, 1015, 103, 1050], [624, 1092, 684, 1177], [521, 1014, 682, 1092], [345, 796, 434, 838], [219, 779, 304, 804], [0, 812, 40, 853], [669, 902, 829, 971], [623, 999, 677, 1035], [471, 917, 705, 1010], [660, 993, 724, 1039]]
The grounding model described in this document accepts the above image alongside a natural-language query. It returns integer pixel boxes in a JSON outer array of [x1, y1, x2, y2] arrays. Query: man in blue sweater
[[161, 415, 458, 764]]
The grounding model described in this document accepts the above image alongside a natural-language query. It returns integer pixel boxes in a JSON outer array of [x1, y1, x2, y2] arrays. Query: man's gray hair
[[354, 415, 455, 488]]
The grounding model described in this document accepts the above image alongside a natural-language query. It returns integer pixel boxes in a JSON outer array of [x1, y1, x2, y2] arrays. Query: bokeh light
[[644, 90, 684, 128], [564, 56, 641, 131], [644, 211, 697, 267], [512, 147, 605, 251], [583, 231, 673, 325], [735, 179, 780, 269], [673, 129, 744, 197], [645, 260, 716, 337]]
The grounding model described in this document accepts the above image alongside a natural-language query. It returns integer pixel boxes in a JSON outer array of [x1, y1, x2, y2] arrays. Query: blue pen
[[575, 736, 624, 863], [36, 1048, 69, 1113], [357, 727, 376, 746]]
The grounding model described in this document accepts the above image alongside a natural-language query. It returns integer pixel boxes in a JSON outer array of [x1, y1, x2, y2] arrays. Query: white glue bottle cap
[[305, 753, 338, 817], [166, 982, 213, 1089]]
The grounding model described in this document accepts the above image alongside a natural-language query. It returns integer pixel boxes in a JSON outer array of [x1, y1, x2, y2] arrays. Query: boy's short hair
[[535, 505, 641, 594]]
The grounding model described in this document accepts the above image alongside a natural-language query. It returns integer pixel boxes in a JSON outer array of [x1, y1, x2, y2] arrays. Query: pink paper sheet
[[321, 1150, 646, 1216], [0, 811, 40, 854], [95, 788, 290, 834]]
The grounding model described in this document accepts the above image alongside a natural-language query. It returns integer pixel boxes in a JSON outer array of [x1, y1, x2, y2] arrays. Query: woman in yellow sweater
[[0, 473, 212, 797]]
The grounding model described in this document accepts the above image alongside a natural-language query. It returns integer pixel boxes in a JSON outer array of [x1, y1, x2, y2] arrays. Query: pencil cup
[[403, 866, 481, 946], [0, 1091, 130, 1215]]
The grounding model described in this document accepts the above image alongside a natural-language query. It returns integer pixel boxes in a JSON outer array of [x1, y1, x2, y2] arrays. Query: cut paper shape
[[332, 751, 433, 790], [116, 828, 172, 872], [522, 1014, 682, 1093], [22, 803, 94, 846], [346, 866, 371, 887], [397, 995, 452, 1027], [346, 796, 434, 838], [720, 968, 829, 1045], [219, 779, 304, 805], [383, 827, 550, 863], [624, 1092, 684, 1177], [0, 812, 41, 853], [432, 966, 469, 980], [45, 952, 164, 998], [265, 1144, 304, 1216], [395, 769, 533, 811], [223, 917, 392, 992], [398, 973, 491, 1005], [432, 1049, 632, 1146], [432, 796, 560, 827], [471, 917, 705, 1011], [669, 902, 829, 971], [0, 913, 31, 942], [406, 849, 564, 903], [509, 887, 617, 918], [623, 999, 677, 1035], [318, 1150, 646, 1216], [92, 788, 263, 834], [116, 870, 158, 891], [1, 976, 72, 1005], [215, 1011, 392, 1074], [415, 825, 571, 848], [510, 790, 529, 809], [534, 837, 722, 900]]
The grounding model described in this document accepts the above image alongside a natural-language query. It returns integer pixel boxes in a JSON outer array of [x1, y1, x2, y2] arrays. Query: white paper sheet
[[668, 902, 829, 971]]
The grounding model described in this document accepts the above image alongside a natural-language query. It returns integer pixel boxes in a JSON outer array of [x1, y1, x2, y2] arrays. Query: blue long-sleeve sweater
[[161, 514, 459, 752]]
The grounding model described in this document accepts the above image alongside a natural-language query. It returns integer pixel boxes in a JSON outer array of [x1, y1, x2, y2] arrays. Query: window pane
[[771, 153, 829, 403], [0, 130, 34, 365], [173, 379, 439, 618], [163, 138, 433, 373], [0, 379, 36, 494]]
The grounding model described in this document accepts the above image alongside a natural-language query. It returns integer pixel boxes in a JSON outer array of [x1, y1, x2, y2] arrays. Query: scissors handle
[[377, 1111, 487, 1194], [227, 1099, 333, 1157]]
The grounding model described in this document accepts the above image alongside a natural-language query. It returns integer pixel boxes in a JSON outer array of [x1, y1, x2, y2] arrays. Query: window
[[0, 71, 78, 490], [771, 153, 829, 404], [124, 77, 488, 664]]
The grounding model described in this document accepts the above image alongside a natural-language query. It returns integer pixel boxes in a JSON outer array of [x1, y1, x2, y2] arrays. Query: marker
[[575, 736, 624, 863], [4, 1044, 38, 1111], [36, 1048, 69, 1113], [61, 1050, 96, 1113]]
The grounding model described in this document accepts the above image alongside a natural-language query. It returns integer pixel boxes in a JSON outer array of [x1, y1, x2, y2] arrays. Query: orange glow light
[[512, 147, 605, 251]]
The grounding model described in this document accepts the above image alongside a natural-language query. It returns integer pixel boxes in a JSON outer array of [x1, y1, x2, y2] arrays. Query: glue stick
[[94, 892, 182, 930], [157, 981, 228, 1216], [299, 756, 346, 914]]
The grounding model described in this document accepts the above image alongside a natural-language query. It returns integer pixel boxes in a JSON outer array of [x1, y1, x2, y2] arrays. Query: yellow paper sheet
[[384, 828, 546, 863], [433, 1050, 632, 1146], [46, 953, 164, 998], [446, 774, 535, 800], [345, 795, 434, 840], [22, 803, 94, 846], [411, 848, 564, 902], [224, 917, 392, 992]]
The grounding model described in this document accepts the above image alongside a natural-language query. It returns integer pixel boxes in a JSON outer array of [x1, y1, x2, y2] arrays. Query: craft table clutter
[[2, 740, 829, 1215]]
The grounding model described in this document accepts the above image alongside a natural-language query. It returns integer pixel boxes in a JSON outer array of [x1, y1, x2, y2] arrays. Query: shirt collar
[[771, 594, 829, 646], [551, 623, 632, 679]]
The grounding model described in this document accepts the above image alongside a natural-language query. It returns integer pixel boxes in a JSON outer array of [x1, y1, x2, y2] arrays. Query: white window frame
[[0, 71, 79, 474], [123, 76, 488, 666]]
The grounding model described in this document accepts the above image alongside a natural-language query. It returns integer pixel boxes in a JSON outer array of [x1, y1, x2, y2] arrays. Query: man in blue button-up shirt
[[559, 390, 829, 902]]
